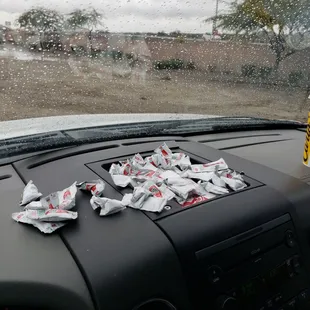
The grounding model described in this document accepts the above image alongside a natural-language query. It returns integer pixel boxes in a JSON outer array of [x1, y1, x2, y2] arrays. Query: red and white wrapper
[[165, 178, 207, 202], [180, 194, 214, 207], [153, 143, 191, 170], [211, 173, 226, 187], [90, 196, 127, 216], [24, 201, 43, 210], [154, 143, 172, 157], [25, 209, 78, 222], [124, 180, 174, 213], [109, 163, 138, 188], [199, 181, 229, 195], [190, 158, 228, 173], [160, 170, 189, 185], [220, 176, 247, 191], [77, 179, 105, 197], [181, 170, 213, 182], [218, 170, 247, 191], [40, 182, 77, 210], [20, 180, 42, 206], [12, 211, 65, 234], [170, 153, 191, 170]]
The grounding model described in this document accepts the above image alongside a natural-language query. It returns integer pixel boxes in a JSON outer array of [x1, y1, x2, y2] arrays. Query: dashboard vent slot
[[133, 299, 176, 310], [27, 144, 120, 169], [0, 174, 12, 181]]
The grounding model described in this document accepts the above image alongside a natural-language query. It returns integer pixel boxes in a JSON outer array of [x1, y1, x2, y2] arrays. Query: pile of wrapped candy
[[109, 143, 247, 212], [12, 143, 247, 234], [12, 181, 78, 234]]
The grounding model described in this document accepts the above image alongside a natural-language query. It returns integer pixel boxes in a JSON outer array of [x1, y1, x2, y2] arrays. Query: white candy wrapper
[[24, 200, 44, 210], [221, 176, 247, 191], [77, 179, 105, 196], [217, 169, 247, 191], [145, 154, 170, 169], [153, 144, 191, 170], [40, 182, 77, 210], [90, 196, 126, 216], [154, 142, 172, 157], [125, 180, 173, 213], [20, 180, 42, 206], [191, 158, 228, 173], [132, 153, 145, 166], [109, 163, 138, 187], [200, 181, 229, 195], [211, 173, 226, 187], [179, 194, 215, 207], [170, 153, 192, 170], [12, 211, 65, 233], [167, 179, 206, 201], [25, 209, 78, 222], [181, 170, 213, 182], [160, 170, 189, 185]]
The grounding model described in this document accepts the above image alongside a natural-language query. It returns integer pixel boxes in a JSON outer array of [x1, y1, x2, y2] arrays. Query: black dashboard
[[2, 128, 310, 310]]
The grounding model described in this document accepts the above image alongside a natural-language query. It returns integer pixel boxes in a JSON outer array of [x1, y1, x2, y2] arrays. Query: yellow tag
[[303, 112, 310, 166]]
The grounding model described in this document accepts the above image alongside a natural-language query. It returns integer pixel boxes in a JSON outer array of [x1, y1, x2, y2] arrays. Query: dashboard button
[[285, 230, 295, 248], [207, 265, 223, 284]]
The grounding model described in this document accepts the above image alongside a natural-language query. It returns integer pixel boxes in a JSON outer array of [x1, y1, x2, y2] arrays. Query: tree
[[205, 0, 310, 71], [17, 7, 63, 33], [66, 8, 103, 30]]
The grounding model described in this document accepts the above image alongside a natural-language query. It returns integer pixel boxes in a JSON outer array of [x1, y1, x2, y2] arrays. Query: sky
[[0, 0, 227, 33]]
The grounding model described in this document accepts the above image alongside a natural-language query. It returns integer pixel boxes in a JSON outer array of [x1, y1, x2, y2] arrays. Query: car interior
[[1, 127, 310, 310]]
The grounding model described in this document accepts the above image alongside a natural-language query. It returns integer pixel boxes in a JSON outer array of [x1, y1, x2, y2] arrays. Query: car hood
[[0, 114, 220, 140]]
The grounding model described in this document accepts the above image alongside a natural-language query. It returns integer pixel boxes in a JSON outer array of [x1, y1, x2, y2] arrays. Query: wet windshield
[[0, 0, 309, 123]]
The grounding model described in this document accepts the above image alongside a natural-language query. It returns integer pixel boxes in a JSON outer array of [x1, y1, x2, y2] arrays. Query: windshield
[[0, 0, 309, 125]]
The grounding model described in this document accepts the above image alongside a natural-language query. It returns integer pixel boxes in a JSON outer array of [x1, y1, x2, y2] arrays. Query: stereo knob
[[216, 295, 238, 310]]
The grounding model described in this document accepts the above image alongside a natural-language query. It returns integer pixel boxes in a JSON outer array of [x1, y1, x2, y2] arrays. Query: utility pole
[[212, 0, 219, 36]]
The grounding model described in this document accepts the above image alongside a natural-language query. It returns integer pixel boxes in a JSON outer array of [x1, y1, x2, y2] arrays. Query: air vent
[[27, 144, 120, 169], [133, 298, 176, 310], [0, 174, 12, 181]]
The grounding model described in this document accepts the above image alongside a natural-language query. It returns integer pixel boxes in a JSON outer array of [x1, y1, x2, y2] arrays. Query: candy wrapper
[[25, 209, 78, 222], [218, 170, 247, 191], [165, 178, 207, 202], [181, 194, 214, 207], [109, 163, 138, 188], [154, 143, 172, 157], [77, 179, 105, 196], [124, 180, 174, 212], [199, 181, 229, 195], [181, 170, 213, 182], [190, 158, 228, 173], [90, 196, 127, 216], [153, 143, 191, 170], [40, 182, 77, 210], [20, 180, 42, 206], [12, 211, 65, 234]]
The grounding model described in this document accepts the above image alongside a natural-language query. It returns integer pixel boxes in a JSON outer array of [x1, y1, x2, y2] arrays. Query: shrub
[[257, 66, 273, 78], [207, 65, 216, 73], [154, 59, 185, 70], [288, 71, 304, 86], [241, 64, 257, 77], [241, 65, 273, 79], [185, 61, 196, 70]]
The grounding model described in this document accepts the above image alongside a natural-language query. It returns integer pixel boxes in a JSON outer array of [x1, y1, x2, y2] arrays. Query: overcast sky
[[0, 0, 227, 33]]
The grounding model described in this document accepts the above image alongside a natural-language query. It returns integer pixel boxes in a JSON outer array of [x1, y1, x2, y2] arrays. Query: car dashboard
[[1, 128, 310, 310]]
